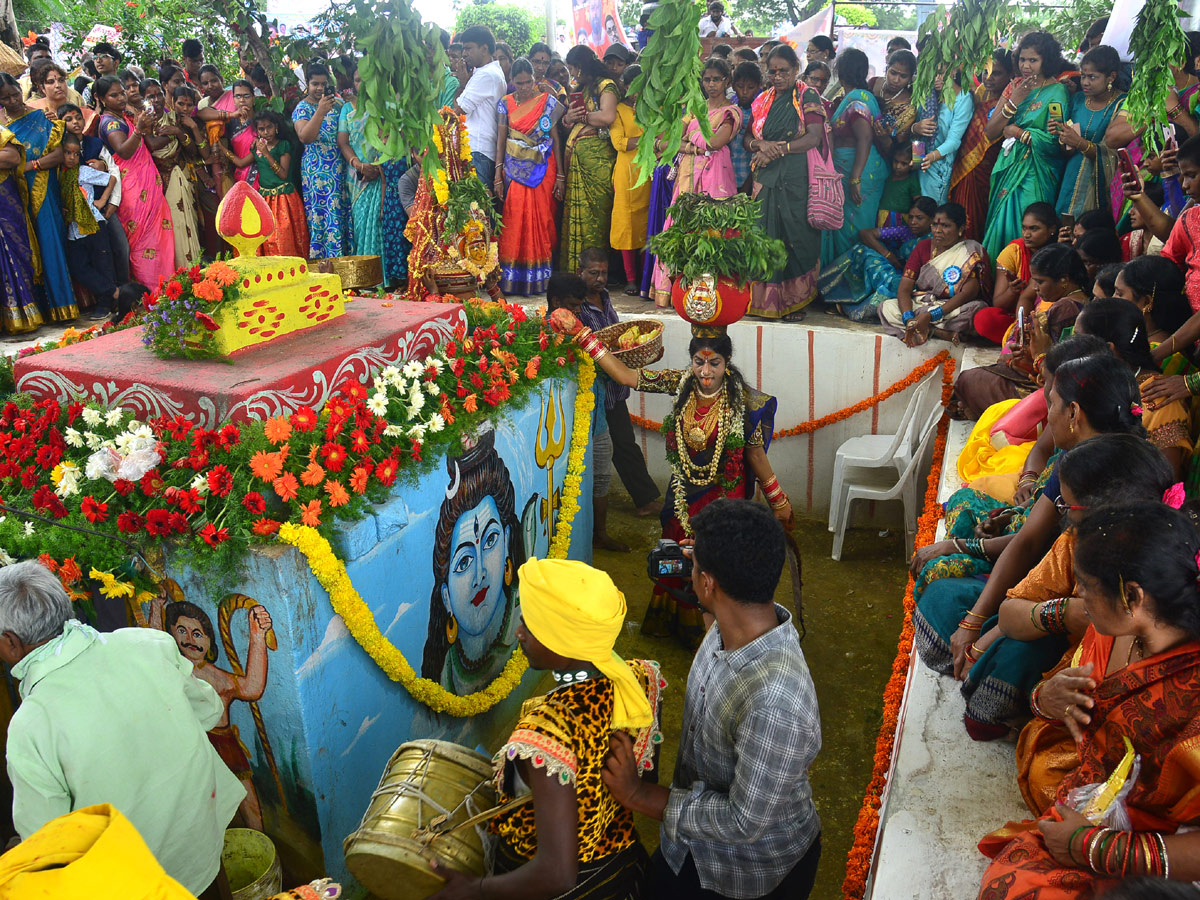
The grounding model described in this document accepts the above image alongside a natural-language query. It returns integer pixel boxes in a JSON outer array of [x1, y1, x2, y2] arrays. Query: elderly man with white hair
[[0, 560, 244, 897]]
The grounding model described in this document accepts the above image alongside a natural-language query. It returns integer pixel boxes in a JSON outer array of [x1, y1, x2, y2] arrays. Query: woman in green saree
[[746, 45, 828, 319], [337, 70, 410, 285], [981, 32, 1069, 265], [821, 48, 888, 267], [559, 46, 618, 271]]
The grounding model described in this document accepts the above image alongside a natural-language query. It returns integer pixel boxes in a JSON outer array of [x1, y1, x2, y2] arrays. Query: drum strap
[[415, 793, 533, 844]]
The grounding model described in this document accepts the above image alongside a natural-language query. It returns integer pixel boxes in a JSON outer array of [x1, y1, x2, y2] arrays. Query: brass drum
[[344, 739, 497, 900]]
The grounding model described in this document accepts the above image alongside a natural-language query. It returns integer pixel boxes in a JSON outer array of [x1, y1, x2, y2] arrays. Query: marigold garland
[[277, 358, 595, 716], [628, 351, 951, 439], [841, 354, 955, 900]]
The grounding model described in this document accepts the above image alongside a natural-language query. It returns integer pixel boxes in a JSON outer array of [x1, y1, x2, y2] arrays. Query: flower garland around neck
[[276, 358, 594, 716], [662, 372, 745, 536]]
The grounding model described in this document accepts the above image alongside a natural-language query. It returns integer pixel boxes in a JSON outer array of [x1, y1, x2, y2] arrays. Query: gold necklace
[[683, 390, 724, 452], [1126, 636, 1144, 666]]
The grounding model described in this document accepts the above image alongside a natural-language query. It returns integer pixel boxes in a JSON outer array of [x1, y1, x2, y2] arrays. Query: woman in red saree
[[978, 503, 1200, 899], [950, 51, 1013, 243], [494, 58, 563, 296]]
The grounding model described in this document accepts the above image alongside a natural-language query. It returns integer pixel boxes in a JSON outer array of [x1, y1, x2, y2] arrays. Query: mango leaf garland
[[344, 0, 448, 176], [630, 0, 710, 186], [1127, 0, 1188, 157]]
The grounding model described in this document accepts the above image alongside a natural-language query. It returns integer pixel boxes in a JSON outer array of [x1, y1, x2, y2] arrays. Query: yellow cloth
[[518, 558, 653, 730], [609, 103, 649, 251], [0, 803, 196, 900], [957, 398, 1031, 487]]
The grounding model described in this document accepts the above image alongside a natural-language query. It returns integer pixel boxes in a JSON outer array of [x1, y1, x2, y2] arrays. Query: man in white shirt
[[454, 25, 507, 190], [698, 2, 739, 37]]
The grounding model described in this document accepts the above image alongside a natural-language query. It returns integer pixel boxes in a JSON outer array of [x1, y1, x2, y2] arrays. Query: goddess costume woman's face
[[441, 495, 510, 640]]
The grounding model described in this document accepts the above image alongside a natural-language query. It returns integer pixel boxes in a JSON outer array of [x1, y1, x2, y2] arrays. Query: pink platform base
[[13, 298, 467, 429]]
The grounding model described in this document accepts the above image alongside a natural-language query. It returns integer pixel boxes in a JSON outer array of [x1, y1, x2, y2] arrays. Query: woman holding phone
[[981, 32, 1070, 266], [1050, 45, 1124, 220], [292, 62, 347, 260]]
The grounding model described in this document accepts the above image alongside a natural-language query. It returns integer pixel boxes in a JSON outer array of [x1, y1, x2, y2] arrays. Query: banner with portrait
[[571, 0, 633, 56]]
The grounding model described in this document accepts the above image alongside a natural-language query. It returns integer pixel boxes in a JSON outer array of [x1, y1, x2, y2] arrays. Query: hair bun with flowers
[[1130, 402, 1144, 417]]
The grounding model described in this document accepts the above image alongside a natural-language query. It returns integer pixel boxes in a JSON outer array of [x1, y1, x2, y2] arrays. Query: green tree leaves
[[1127, 0, 1187, 156]]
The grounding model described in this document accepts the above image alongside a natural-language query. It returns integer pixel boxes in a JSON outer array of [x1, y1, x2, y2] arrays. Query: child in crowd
[[730, 61, 762, 194], [610, 66, 650, 296], [877, 142, 921, 229], [1122, 180, 1165, 260], [58, 103, 131, 284], [247, 110, 309, 258], [59, 133, 121, 320]]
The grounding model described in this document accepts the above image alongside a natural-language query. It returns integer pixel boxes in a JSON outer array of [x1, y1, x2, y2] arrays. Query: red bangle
[[576, 329, 608, 362]]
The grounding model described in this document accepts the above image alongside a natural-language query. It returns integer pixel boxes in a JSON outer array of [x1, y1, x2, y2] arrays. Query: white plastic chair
[[831, 401, 944, 562], [827, 369, 939, 536]]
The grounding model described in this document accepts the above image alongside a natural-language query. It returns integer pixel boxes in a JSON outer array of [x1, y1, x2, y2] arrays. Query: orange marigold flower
[[263, 416, 292, 444], [524, 355, 541, 379], [273, 471, 299, 502], [249, 450, 283, 481], [300, 460, 326, 486], [463, 393, 478, 413], [325, 479, 350, 507], [252, 517, 281, 536], [192, 279, 224, 303], [349, 466, 369, 494], [300, 498, 322, 527], [205, 260, 240, 287]]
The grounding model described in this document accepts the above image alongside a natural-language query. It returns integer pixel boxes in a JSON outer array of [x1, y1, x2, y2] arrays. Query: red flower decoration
[[289, 406, 318, 432], [216, 423, 241, 450], [117, 511, 144, 533], [242, 491, 266, 514], [164, 279, 183, 300], [199, 523, 230, 547], [194, 311, 220, 331], [145, 509, 171, 536], [252, 517, 281, 536], [320, 441, 347, 472], [207, 464, 233, 497], [81, 496, 108, 524]]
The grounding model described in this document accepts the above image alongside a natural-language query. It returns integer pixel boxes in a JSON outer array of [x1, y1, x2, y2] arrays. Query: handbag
[[806, 119, 844, 231]]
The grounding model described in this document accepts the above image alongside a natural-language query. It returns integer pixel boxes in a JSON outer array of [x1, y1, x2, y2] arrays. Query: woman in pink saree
[[649, 57, 743, 306], [95, 75, 175, 286]]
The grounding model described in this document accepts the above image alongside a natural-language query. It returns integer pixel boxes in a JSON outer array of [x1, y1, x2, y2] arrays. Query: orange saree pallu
[[259, 185, 310, 259], [977, 628, 1200, 899], [497, 92, 558, 296]]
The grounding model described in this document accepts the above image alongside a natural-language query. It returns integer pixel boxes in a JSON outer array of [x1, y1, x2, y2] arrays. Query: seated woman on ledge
[[877, 201, 989, 347], [429, 558, 664, 900], [978, 503, 1200, 899]]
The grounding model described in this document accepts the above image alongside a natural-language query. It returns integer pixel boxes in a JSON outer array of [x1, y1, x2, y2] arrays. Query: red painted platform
[[14, 299, 467, 429]]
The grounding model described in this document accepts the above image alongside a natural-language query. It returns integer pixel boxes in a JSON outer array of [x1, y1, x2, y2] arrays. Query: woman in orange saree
[[978, 503, 1200, 899], [494, 58, 563, 296], [949, 51, 1013, 242]]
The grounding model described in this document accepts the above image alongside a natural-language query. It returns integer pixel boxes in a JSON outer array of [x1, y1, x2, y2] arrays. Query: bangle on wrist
[[901, 310, 916, 324], [1186, 371, 1200, 395]]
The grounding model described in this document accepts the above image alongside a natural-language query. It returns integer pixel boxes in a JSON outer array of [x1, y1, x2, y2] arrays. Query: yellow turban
[[519, 558, 652, 730], [0, 803, 196, 900]]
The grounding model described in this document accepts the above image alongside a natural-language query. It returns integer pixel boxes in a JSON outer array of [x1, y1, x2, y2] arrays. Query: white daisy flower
[[408, 386, 425, 413], [23, 521, 35, 538], [381, 365, 401, 382], [191, 473, 209, 496], [402, 359, 424, 379], [84, 432, 105, 450], [81, 408, 102, 427], [407, 423, 427, 442], [367, 393, 389, 416], [64, 428, 84, 448], [105, 409, 124, 428], [54, 475, 79, 499], [427, 358, 445, 375], [428, 413, 445, 433], [0, 548, 12, 567], [424, 380, 440, 396], [383, 424, 405, 438]]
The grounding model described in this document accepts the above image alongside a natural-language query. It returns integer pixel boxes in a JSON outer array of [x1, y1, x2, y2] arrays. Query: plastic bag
[[1064, 736, 1141, 829]]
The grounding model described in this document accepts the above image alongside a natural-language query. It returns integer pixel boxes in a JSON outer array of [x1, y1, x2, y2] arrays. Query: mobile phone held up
[[1117, 147, 1140, 188], [911, 139, 926, 163], [1047, 101, 1063, 127]]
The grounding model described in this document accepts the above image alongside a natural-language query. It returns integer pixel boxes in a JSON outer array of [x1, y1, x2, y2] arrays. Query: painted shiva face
[[172, 615, 212, 665], [692, 350, 727, 395], [441, 495, 511, 641]]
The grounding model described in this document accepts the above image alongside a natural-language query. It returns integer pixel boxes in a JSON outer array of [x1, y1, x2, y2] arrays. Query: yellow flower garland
[[279, 362, 595, 716]]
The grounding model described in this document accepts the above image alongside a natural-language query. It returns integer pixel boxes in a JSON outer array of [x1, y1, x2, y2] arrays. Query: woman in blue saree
[[0, 124, 41, 334], [337, 70, 410, 285], [981, 32, 1069, 265], [1050, 44, 1123, 220], [821, 49, 888, 267], [0, 73, 76, 322], [820, 195, 934, 322], [292, 63, 347, 260]]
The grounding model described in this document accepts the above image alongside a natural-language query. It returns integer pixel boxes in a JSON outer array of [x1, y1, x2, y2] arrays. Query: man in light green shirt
[[0, 561, 245, 895]]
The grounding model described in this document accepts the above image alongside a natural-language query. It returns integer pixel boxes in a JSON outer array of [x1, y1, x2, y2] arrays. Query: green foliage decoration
[[340, 0, 447, 175], [455, 3, 543, 53], [647, 193, 786, 286], [1126, 0, 1188, 156], [911, 0, 1008, 109], [629, 0, 710, 186]]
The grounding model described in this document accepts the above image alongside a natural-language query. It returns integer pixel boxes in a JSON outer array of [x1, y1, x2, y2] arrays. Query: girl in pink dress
[[649, 57, 743, 306]]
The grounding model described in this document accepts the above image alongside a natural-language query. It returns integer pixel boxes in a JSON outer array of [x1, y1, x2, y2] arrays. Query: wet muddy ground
[[600, 488, 909, 900]]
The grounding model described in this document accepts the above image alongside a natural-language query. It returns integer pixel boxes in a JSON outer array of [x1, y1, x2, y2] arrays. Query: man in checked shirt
[[603, 498, 822, 899]]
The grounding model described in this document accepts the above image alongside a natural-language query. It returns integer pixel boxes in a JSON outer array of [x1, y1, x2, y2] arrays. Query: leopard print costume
[[491, 659, 665, 861]]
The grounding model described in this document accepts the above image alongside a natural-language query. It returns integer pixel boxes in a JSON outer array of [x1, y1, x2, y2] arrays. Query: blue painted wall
[[159, 377, 592, 887]]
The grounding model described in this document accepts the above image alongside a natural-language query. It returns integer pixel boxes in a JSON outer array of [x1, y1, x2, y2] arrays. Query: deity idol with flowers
[[405, 108, 503, 303]]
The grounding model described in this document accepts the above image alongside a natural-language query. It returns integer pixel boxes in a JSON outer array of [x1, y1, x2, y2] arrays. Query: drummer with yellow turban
[[430, 558, 665, 900]]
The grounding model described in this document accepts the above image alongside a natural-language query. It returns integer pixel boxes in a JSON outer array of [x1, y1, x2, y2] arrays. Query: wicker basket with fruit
[[594, 319, 664, 369]]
